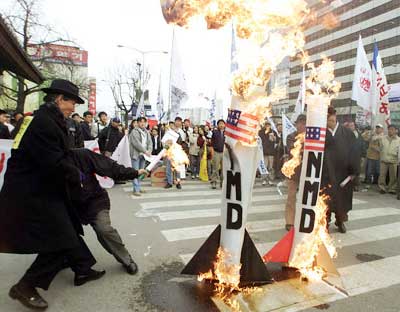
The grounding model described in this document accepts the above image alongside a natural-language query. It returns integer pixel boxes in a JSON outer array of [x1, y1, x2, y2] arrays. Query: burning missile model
[[264, 59, 342, 282], [182, 104, 272, 286]]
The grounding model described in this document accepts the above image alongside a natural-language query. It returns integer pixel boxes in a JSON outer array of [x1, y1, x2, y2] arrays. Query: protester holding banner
[[378, 125, 400, 195], [129, 117, 153, 196], [0, 109, 11, 139], [0, 79, 104, 310], [322, 107, 360, 233], [284, 114, 306, 231]]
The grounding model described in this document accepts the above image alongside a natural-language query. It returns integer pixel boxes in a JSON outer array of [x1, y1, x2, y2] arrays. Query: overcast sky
[[1, 0, 232, 115]]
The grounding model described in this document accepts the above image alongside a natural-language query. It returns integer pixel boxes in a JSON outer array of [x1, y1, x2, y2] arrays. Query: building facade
[[1, 44, 90, 115], [288, 0, 400, 124]]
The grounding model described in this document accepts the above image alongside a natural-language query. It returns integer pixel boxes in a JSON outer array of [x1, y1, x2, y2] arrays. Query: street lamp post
[[116, 44, 168, 91]]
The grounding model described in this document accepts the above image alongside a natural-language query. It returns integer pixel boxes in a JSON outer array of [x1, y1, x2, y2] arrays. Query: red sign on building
[[88, 79, 96, 115], [28, 44, 88, 67]]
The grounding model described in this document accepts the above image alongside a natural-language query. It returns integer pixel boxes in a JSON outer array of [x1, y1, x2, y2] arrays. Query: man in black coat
[[0, 80, 105, 310], [98, 117, 124, 157], [68, 148, 147, 275], [322, 107, 360, 233]]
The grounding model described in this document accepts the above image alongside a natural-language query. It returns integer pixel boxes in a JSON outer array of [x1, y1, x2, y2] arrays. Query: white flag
[[372, 41, 391, 130], [351, 35, 373, 111], [111, 135, 132, 168], [0, 139, 13, 191], [282, 114, 297, 147], [266, 116, 280, 138], [170, 28, 188, 118], [292, 67, 306, 122]]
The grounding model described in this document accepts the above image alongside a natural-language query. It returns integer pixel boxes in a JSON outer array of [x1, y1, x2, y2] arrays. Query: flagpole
[[168, 26, 175, 121]]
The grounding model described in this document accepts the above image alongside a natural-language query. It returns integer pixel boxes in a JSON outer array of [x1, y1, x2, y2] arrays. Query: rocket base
[[181, 225, 272, 286]]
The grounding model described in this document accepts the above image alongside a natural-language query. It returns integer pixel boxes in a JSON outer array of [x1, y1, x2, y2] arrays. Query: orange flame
[[198, 247, 260, 311], [161, 0, 309, 120], [165, 143, 190, 169], [289, 191, 337, 281], [281, 132, 305, 179]]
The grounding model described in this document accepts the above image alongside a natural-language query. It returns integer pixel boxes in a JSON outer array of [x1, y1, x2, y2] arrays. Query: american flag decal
[[304, 127, 326, 152], [225, 109, 259, 145]]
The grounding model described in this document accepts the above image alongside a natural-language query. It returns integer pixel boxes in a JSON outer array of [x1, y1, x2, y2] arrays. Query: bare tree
[[106, 63, 150, 127], [1, 0, 88, 112]]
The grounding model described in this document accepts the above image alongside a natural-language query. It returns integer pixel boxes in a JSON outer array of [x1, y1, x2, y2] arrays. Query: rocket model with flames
[[264, 58, 342, 281], [182, 106, 272, 285], [159, 0, 312, 287]]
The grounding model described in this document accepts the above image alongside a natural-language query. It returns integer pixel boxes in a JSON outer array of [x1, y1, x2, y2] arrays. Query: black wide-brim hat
[[42, 79, 85, 104]]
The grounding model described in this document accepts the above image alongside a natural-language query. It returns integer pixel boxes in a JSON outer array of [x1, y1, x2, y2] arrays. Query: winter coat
[[379, 135, 400, 164], [68, 148, 139, 224], [81, 122, 94, 141], [0, 103, 83, 254], [98, 125, 124, 154], [129, 128, 152, 160], [321, 125, 360, 219]]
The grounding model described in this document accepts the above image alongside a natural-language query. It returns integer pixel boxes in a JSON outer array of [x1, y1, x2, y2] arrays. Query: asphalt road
[[1, 178, 400, 312]]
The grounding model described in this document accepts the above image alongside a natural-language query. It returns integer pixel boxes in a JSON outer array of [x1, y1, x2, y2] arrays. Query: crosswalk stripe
[[138, 194, 288, 209], [151, 204, 285, 221], [163, 207, 399, 243], [139, 197, 368, 221], [126, 187, 279, 199], [179, 216, 400, 265]]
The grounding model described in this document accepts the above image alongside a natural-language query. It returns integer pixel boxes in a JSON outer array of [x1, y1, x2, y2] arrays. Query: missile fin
[[181, 225, 221, 275], [316, 243, 340, 276], [263, 227, 294, 263], [239, 229, 272, 286]]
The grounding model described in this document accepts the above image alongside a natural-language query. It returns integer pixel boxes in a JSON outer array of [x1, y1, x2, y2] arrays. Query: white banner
[[389, 83, 400, 103], [372, 42, 391, 131], [0, 139, 13, 191], [351, 35, 372, 111], [84, 140, 115, 189]]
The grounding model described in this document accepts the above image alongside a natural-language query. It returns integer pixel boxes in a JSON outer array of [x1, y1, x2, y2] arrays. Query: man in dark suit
[[0, 80, 105, 310]]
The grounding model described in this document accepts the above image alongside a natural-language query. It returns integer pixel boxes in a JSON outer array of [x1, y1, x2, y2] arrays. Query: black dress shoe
[[335, 221, 347, 233], [74, 269, 106, 286], [9, 283, 48, 310], [176, 183, 182, 189], [164, 184, 173, 189], [124, 261, 138, 275]]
